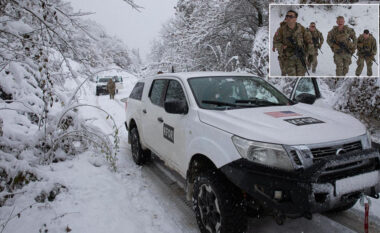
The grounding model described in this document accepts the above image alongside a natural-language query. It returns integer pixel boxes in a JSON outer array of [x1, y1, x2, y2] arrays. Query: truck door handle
[[142, 109, 147, 114], [157, 117, 164, 123]]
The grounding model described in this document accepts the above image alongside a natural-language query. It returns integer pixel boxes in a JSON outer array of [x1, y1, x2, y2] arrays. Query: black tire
[[130, 127, 150, 165], [96, 90, 99, 96], [193, 171, 247, 233], [327, 199, 358, 213]]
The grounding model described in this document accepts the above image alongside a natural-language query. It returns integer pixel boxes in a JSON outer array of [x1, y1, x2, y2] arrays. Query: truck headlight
[[232, 136, 294, 171], [362, 130, 372, 149]]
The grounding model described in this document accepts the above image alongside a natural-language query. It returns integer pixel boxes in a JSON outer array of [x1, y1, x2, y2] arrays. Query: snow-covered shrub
[[335, 78, 380, 121], [267, 78, 297, 97], [150, 0, 267, 72], [0, 0, 137, 221], [205, 43, 239, 71], [251, 26, 269, 77]]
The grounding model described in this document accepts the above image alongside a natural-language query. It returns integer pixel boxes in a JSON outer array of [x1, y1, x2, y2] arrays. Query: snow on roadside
[[2, 72, 379, 233], [1, 74, 194, 233]]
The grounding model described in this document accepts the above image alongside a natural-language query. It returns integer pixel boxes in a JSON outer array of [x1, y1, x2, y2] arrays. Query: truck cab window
[[149, 79, 168, 107], [165, 80, 186, 103], [129, 82, 144, 100], [294, 78, 316, 99]]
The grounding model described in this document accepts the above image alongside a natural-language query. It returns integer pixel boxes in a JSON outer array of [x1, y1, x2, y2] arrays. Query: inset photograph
[[269, 4, 379, 77]]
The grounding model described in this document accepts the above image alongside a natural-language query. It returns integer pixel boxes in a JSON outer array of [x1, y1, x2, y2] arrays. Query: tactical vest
[[279, 23, 308, 57], [308, 30, 321, 41], [330, 26, 354, 44], [357, 34, 376, 55], [307, 29, 322, 48]]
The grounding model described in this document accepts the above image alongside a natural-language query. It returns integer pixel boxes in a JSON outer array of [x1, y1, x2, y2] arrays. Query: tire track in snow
[[95, 96, 114, 130], [145, 156, 357, 233]]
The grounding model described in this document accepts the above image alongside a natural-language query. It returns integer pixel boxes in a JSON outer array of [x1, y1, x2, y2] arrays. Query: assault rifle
[[364, 51, 378, 65], [312, 37, 323, 54], [287, 36, 310, 76], [332, 39, 357, 60]]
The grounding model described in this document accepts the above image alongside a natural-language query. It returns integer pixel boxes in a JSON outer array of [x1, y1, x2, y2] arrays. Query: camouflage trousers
[[109, 90, 115, 99], [306, 53, 318, 73], [355, 56, 373, 76], [278, 56, 286, 76], [333, 52, 352, 76], [284, 56, 307, 76]]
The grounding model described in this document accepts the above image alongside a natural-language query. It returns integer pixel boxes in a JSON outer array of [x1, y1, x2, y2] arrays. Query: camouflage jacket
[[273, 22, 313, 58], [307, 28, 324, 53], [356, 34, 377, 57], [107, 80, 116, 92], [327, 25, 357, 54], [273, 21, 287, 55]]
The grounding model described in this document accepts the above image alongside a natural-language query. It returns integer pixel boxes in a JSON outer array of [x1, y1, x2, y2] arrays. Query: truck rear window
[[129, 82, 144, 100]]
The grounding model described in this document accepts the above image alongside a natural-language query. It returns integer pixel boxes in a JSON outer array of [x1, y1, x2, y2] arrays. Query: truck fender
[[186, 136, 240, 170]]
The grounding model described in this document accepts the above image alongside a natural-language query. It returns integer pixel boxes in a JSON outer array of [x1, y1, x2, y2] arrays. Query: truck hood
[[198, 103, 366, 145]]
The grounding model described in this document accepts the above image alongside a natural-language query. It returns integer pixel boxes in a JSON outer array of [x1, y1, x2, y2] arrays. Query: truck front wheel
[[193, 171, 247, 233], [327, 199, 358, 213], [130, 127, 150, 165]]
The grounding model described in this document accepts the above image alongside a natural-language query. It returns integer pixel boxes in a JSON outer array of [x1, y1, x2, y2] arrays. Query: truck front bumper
[[220, 149, 380, 218]]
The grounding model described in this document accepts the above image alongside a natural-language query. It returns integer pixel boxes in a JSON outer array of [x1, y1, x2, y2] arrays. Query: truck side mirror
[[164, 100, 188, 114], [295, 93, 317, 105]]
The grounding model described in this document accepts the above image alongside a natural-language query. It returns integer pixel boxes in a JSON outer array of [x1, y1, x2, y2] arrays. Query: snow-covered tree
[[148, 0, 269, 72], [0, 0, 137, 211]]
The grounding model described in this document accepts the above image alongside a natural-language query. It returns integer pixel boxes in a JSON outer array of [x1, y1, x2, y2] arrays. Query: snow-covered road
[[86, 79, 380, 233], [2, 76, 379, 233]]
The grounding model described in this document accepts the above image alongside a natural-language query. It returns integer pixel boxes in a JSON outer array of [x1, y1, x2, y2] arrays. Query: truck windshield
[[98, 78, 110, 83], [188, 76, 292, 110]]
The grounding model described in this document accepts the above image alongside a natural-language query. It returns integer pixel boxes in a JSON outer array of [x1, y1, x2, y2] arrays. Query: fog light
[[274, 190, 283, 200]]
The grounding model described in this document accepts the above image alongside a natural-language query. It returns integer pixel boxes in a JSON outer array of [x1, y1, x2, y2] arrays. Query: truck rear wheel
[[130, 127, 150, 165], [193, 171, 247, 233]]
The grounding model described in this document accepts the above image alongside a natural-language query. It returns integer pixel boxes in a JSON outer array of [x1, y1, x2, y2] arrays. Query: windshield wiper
[[202, 100, 238, 107], [235, 99, 284, 106]]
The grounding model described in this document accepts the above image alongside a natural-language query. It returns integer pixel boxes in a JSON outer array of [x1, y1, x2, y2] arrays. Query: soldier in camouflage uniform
[[355, 30, 377, 76], [327, 16, 357, 76], [273, 10, 313, 76], [107, 78, 116, 100], [306, 22, 324, 73], [273, 20, 287, 76]]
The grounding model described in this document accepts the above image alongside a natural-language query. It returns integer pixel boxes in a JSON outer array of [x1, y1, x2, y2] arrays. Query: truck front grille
[[311, 141, 362, 161], [317, 158, 377, 183]]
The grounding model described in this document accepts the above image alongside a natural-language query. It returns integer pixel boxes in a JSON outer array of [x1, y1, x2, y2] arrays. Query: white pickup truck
[[124, 72, 380, 233], [95, 76, 124, 96]]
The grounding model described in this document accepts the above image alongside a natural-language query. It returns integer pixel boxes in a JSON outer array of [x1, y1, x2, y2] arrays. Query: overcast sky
[[67, 0, 177, 61]]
